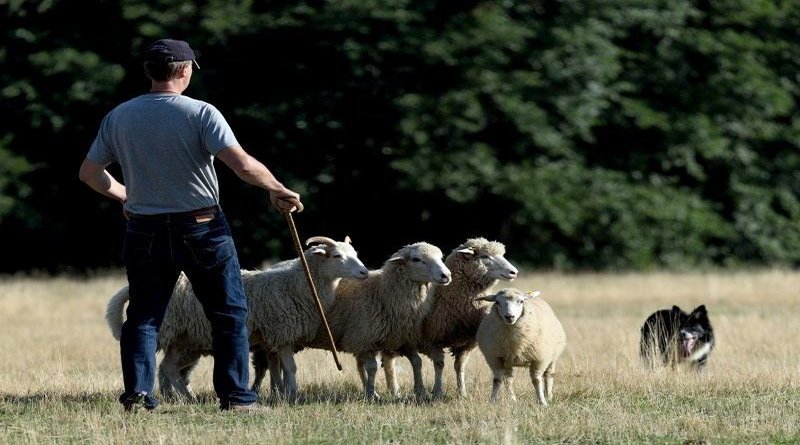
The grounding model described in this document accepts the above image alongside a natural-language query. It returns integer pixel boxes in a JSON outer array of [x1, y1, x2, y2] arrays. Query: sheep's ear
[[457, 248, 475, 258], [524, 291, 542, 300], [473, 294, 496, 303], [344, 235, 352, 244], [311, 247, 327, 256], [388, 256, 406, 264]]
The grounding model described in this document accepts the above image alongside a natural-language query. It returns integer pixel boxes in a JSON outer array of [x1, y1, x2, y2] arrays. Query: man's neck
[[150, 81, 184, 95]]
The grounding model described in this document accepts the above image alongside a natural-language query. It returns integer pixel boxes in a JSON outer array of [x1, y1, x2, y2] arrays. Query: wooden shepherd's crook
[[284, 211, 343, 371]]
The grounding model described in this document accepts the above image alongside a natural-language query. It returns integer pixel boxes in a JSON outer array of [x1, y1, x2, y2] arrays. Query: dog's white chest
[[688, 342, 712, 362]]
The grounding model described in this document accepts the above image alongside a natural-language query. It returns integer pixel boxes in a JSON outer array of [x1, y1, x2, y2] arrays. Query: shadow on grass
[[0, 383, 448, 410], [0, 392, 113, 405], [257, 381, 450, 407]]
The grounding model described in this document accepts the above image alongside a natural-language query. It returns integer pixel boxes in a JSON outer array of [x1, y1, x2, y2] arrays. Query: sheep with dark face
[[475, 288, 566, 405], [105, 236, 368, 401]]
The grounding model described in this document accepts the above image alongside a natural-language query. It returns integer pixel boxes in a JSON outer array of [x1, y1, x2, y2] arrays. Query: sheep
[[308, 242, 452, 400], [105, 236, 368, 401], [417, 237, 519, 399], [475, 288, 566, 405]]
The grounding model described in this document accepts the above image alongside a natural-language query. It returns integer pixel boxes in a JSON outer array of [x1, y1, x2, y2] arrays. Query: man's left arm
[[78, 158, 127, 203]]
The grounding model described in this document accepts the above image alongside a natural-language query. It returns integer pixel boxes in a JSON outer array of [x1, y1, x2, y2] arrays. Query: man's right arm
[[216, 145, 303, 213], [78, 158, 127, 203]]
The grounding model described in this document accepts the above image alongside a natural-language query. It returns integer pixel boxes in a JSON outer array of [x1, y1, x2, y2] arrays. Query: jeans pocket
[[183, 226, 234, 269], [123, 230, 155, 267]]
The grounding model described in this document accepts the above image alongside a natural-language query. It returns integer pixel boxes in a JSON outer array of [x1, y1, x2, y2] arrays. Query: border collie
[[640, 305, 715, 370]]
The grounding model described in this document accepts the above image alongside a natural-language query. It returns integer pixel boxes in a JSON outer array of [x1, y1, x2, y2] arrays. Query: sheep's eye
[[479, 254, 490, 259], [411, 258, 421, 263], [333, 253, 343, 259]]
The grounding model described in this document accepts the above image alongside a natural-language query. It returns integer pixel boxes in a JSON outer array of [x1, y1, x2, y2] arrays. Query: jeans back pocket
[[123, 230, 155, 267], [183, 226, 234, 269]]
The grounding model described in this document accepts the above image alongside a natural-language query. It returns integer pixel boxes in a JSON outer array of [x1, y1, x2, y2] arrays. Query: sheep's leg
[[255, 349, 285, 397], [544, 362, 556, 401], [407, 350, 427, 400], [504, 367, 516, 402], [179, 361, 197, 382], [430, 348, 446, 399], [278, 346, 298, 402], [158, 362, 176, 401], [359, 352, 380, 401], [179, 359, 199, 395], [530, 367, 547, 407], [382, 352, 400, 398], [453, 346, 473, 398], [489, 367, 504, 402], [356, 356, 368, 388], [250, 347, 269, 394], [158, 347, 195, 401], [180, 351, 203, 400], [268, 351, 285, 396], [159, 347, 199, 403]]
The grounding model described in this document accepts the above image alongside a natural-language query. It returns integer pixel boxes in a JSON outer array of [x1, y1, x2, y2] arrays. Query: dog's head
[[678, 305, 712, 358]]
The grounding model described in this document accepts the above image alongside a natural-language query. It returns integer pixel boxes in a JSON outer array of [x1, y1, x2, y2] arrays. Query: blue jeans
[[118, 207, 257, 409]]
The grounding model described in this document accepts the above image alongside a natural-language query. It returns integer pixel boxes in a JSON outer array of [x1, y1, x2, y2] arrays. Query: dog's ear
[[690, 305, 707, 317], [671, 305, 682, 313]]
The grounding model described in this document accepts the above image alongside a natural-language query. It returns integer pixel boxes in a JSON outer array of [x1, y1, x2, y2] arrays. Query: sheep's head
[[450, 237, 518, 281], [475, 288, 540, 325], [386, 242, 452, 285], [305, 236, 368, 280]]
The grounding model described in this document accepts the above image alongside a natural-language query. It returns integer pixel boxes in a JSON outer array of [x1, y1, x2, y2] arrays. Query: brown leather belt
[[127, 205, 219, 221]]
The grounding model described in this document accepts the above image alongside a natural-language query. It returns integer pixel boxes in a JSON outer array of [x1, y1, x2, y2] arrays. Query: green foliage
[[499, 161, 735, 269], [0, 135, 33, 223], [386, 0, 800, 268], [1, 0, 800, 271]]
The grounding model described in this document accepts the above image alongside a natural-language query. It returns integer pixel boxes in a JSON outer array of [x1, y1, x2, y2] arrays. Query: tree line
[[2, 0, 799, 273]]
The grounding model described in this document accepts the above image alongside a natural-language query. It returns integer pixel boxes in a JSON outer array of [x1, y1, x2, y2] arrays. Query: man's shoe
[[223, 402, 270, 413], [122, 392, 157, 413]]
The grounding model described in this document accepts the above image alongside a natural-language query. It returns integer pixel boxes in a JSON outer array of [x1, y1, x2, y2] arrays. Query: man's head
[[143, 39, 199, 82]]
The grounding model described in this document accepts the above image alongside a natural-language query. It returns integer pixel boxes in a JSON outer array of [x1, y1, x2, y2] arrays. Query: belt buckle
[[195, 213, 215, 223]]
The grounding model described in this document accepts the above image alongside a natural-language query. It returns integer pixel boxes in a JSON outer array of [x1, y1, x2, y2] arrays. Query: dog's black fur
[[640, 304, 715, 370]]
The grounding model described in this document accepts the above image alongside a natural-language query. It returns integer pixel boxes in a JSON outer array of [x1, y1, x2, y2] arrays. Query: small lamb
[[475, 288, 566, 405]]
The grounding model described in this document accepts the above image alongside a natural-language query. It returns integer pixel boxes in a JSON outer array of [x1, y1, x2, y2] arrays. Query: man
[[79, 38, 303, 412]]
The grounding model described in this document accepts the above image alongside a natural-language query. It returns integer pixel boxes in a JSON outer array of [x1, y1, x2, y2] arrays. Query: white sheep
[[105, 236, 368, 401], [475, 288, 566, 405], [315, 242, 452, 400], [418, 237, 518, 399]]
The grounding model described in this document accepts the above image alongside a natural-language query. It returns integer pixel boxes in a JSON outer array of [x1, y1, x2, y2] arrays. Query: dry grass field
[[1, 269, 798, 444]]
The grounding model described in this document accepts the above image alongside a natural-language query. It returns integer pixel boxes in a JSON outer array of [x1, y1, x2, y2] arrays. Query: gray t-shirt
[[87, 93, 238, 215]]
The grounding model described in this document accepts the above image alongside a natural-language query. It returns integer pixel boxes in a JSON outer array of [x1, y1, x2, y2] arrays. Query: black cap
[[145, 39, 200, 69]]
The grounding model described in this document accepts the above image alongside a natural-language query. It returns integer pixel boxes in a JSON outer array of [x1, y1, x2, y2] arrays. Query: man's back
[[89, 93, 237, 215]]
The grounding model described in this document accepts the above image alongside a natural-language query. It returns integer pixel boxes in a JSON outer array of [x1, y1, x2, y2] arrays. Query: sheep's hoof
[[285, 392, 300, 404], [161, 390, 197, 404]]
